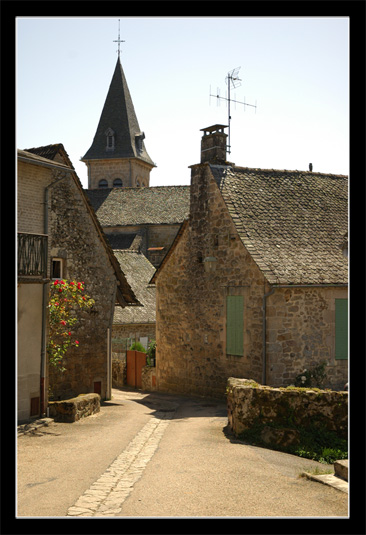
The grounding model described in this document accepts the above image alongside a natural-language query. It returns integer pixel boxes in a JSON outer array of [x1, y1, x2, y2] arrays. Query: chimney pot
[[200, 124, 228, 164]]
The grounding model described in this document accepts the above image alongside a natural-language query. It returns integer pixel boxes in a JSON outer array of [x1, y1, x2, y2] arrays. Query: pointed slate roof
[[82, 58, 154, 167]]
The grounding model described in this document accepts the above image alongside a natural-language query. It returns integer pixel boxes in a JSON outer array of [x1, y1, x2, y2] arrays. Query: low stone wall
[[48, 393, 100, 422], [227, 378, 348, 444], [112, 358, 126, 388], [141, 365, 157, 392]]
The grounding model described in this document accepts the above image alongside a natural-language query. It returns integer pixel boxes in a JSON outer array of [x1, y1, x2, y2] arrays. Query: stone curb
[[301, 471, 348, 494]]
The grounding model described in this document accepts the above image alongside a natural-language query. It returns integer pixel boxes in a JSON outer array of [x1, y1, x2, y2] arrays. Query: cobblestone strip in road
[[67, 411, 173, 517]]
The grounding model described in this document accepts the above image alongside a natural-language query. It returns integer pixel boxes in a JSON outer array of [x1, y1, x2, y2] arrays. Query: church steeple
[[82, 57, 155, 189]]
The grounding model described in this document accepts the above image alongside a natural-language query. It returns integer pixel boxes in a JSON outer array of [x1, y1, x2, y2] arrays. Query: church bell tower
[[82, 44, 155, 190]]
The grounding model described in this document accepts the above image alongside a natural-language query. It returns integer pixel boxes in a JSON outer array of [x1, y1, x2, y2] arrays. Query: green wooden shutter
[[226, 296, 244, 356], [335, 299, 348, 360]]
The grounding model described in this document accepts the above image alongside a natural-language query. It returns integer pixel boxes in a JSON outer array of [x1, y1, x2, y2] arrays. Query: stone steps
[[334, 459, 348, 482]]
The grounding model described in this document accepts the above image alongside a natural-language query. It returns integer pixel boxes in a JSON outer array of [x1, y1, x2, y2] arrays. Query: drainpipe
[[262, 286, 275, 385]]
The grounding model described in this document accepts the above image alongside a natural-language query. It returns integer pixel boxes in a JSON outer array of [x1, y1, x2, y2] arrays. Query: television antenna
[[210, 67, 257, 154]]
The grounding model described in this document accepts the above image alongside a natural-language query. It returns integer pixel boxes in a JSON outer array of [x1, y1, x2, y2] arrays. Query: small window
[[105, 127, 115, 151], [98, 179, 108, 188], [113, 178, 123, 187], [51, 258, 63, 280]]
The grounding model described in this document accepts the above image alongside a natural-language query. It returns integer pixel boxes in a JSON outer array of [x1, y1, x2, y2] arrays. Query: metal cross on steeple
[[113, 19, 125, 58]]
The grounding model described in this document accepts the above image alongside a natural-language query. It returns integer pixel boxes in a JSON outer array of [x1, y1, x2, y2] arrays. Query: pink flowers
[[60, 320, 67, 326]]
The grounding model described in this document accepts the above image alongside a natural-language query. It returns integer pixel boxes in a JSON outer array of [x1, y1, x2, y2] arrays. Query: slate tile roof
[[23, 144, 74, 169], [113, 250, 156, 325], [210, 165, 348, 285], [81, 58, 154, 167], [85, 186, 190, 227]]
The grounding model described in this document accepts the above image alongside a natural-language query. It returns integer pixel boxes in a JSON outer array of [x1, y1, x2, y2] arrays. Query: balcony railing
[[18, 233, 48, 278]]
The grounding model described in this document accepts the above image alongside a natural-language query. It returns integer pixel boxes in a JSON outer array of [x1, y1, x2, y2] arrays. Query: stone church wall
[[87, 158, 151, 189]]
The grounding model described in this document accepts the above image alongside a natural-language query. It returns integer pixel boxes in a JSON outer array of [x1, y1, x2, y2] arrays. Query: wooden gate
[[126, 350, 146, 388]]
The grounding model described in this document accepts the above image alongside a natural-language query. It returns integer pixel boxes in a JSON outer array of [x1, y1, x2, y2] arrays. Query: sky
[[16, 17, 349, 188]]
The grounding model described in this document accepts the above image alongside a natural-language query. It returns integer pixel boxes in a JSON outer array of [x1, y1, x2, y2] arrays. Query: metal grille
[[18, 233, 48, 277]]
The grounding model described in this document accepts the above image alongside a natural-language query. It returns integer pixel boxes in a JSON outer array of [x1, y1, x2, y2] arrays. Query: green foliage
[[146, 340, 156, 365], [47, 279, 95, 372], [129, 341, 146, 353], [294, 361, 327, 388], [238, 419, 347, 464], [146, 340, 156, 358], [293, 424, 348, 464]]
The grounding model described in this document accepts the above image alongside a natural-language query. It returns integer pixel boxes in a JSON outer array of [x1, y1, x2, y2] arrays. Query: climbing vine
[[47, 279, 95, 372]]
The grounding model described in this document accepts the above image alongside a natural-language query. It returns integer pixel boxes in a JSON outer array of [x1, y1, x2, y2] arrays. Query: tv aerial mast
[[210, 67, 257, 154]]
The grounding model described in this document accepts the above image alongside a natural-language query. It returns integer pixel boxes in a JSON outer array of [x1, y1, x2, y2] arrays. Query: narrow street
[[17, 388, 348, 518]]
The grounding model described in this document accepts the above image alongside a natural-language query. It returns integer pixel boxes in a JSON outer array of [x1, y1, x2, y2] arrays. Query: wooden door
[[126, 350, 146, 387]]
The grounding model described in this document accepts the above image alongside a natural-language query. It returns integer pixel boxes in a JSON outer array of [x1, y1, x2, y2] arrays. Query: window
[[98, 179, 108, 188], [105, 127, 115, 151], [226, 295, 244, 356], [335, 299, 348, 359], [51, 258, 63, 280], [113, 178, 123, 187]]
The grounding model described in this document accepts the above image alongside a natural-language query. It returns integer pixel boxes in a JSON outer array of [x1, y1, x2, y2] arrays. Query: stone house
[[151, 125, 348, 398], [17, 146, 139, 418]]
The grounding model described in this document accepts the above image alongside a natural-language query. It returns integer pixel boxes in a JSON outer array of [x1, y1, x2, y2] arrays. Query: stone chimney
[[200, 124, 228, 164]]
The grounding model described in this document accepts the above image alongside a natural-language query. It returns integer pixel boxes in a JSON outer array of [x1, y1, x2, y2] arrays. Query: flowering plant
[[294, 361, 327, 388], [47, 279, 95, 372]]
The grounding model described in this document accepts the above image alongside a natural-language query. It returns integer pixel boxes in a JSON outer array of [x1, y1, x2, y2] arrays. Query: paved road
[[17, 388, 348, 518]]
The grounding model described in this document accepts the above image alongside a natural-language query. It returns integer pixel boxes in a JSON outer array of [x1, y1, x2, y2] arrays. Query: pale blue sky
[[17, 17, 349, 187]]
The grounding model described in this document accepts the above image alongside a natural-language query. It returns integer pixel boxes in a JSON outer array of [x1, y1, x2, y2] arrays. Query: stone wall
[[266, 286, 348, 390], [87, 158, 151, 189], [112, 358, 126, 388], [48, 174, 117, 400], [48, 393, 100, 422], [227, 378, 348, 441], [155, 164, 267, 398], [141, 365, 157, 391]]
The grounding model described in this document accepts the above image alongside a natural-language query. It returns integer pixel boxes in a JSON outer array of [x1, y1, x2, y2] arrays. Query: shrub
[[294, 361, 327, 388], [129, 341, 146, 353]]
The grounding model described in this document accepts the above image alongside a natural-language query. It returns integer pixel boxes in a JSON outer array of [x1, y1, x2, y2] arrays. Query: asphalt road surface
[[17, 387, 348, 519]]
